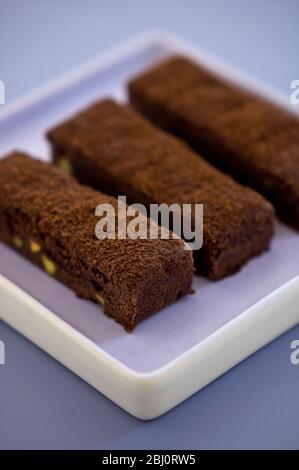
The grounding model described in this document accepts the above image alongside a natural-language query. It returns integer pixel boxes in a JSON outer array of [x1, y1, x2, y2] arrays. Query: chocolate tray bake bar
[[128, 56, 299, 230], [47, 99, 275, 280], [0, 152, 194, 331]]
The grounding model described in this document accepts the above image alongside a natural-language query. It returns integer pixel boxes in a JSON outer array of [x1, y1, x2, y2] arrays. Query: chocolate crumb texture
[[0, 152, 194, 331], [47, 98, 275, 279], [128, 55, 299, 230]]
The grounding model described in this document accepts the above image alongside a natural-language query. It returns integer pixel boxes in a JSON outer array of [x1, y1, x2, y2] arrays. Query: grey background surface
[[0, 0, 299, 450]]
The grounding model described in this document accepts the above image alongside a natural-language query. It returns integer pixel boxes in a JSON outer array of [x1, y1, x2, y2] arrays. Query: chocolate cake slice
[[129, 55, 299, 230], [0, 152, 194, 331], [47, 99, 275, 280]]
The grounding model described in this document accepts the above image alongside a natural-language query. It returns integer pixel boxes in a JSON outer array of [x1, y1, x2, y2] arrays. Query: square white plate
[[0, 30, 299, 419]]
